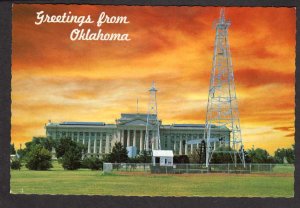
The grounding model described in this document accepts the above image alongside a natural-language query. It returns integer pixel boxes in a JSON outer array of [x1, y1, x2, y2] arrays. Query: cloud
[[274, 126, 294, 132], [11, 5, 295, 154], [235, 68, 294, 87], [285, 133, 295, 137]]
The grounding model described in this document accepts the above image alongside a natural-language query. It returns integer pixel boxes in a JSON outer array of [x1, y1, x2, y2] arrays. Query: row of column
[[74, 135, 111, 154], [177, 140, 201, 155], [119, 129, 145, 151], [65, 130, 220, 155], [118, 129, 209, 155]]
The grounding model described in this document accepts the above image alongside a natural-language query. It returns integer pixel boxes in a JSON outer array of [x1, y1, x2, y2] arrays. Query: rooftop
[[152, 150, 174, 157], [119, 113, 157, 120], [59, 122, 106, 126]]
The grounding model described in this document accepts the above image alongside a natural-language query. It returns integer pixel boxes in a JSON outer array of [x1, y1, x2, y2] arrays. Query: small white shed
[[152, 150, 174, 166]]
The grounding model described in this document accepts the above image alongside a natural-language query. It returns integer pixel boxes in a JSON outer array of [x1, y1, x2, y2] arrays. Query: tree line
[[10, 137, 295, 171], [10, 137, 151, 171], [188, 145, 295, 164]]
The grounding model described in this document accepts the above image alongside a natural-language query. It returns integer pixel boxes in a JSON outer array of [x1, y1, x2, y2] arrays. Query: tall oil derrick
[[145, 82, 161, 151], [204, 8, 245, 167]]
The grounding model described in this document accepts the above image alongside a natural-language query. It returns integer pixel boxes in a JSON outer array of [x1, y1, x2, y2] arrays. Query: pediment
[[122, 119, 148, 126]]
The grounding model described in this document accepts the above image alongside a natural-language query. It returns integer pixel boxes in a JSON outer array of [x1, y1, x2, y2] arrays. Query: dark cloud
[[285, 133, 295, 137], [274, 126, 294, 132], [235, 68, 294, 87]]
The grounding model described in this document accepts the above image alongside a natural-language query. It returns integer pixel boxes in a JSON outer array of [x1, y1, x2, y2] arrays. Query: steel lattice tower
[[145, 82, 161, 151], [204, 8, 245, 167]]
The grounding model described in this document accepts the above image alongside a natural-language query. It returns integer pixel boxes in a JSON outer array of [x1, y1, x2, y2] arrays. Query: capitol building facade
[[45, 113, 230, 157]]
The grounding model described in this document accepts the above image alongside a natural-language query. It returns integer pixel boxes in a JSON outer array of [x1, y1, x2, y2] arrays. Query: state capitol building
[[45, 113, 230, 157]]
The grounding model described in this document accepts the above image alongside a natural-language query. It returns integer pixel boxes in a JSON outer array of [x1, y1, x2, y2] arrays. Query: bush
[[136, 150, 151, 163], [55, 137, 86, 170], [81, 157, 103, 170], [11, 159, 22, 170], [25, 145, 52, 170], [88, 157, 103, 170], [61, 148, 82, 170], [174, 155, 190, 164], [81, 157, 91, 169]]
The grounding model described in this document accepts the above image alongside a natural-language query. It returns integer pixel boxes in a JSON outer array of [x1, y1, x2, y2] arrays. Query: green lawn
[[10, 162, 294, 197]]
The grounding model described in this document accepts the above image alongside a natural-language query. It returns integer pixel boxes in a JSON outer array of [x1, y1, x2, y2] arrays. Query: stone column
[[99, 138, 102, 154], [93, 138, 97, 154], [214, 142, 216, 150], [133, 130, 136, 147], [191, 143, 193, 154], [118, 130, 121, 142], [179, 138, 182, 155], [139, 130, 143, 152], [77, 136, 79, 143], [127, 130, 130, 147], [173, 141, 176, 152], [105, 134, 110, 153], [185, 141, 188, 155], [88, 136, 91, 154], [83, 138, 85, 145], [121, 130, 124, 145]]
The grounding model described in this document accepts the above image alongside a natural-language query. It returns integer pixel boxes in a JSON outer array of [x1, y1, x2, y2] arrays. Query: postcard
[[10, 4, 295, 198]]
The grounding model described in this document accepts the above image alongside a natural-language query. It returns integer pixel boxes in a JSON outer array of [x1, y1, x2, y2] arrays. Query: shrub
[[174, 155, 190, 164], [11, 159, 22, 170], [81, 157, 103, 170], [81, 157, 91, 169], [55, 137, 86, 170], [25, 145, 52, 170], [88, 157, 103, 170], [61, 148, 82, 170]]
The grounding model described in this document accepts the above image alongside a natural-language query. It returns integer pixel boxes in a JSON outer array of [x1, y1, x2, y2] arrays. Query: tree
[[10, 143, 16, 155], [189, 148, 206, 164], [61, 147, 82, 170], [55, 137, 86, 170], [11, 159, 22, 170], [274, 145, 295, 164], [25, 145, 52, 170], [136, 150, 151, 163], [243, 149, 252, 163], [247, 148, 274, 163], [16, 148, 27, 160], [106, 142, 128, 163], [17, 137, 55, 160], [207, 146, 248, 164]]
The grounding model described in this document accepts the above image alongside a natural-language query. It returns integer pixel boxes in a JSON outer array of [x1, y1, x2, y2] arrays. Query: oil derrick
[[145, 82, 161, 151], [204, 8, 245, 167]]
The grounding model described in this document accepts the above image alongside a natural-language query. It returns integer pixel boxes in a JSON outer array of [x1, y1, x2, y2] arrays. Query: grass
[[10, 161, 294, 197]]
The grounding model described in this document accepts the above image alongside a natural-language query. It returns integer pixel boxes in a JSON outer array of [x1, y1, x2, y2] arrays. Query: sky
[[12, 5, 295, 154]]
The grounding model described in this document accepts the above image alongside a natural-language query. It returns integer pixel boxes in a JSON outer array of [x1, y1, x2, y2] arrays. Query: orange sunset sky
[[12, 5, 295, 154]]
